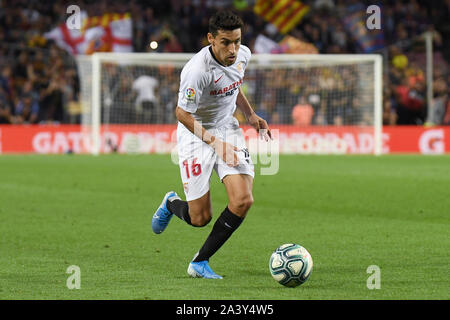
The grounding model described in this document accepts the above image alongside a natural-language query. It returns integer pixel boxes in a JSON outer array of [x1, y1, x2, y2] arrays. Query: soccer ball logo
[[269, 243, 313, 287]]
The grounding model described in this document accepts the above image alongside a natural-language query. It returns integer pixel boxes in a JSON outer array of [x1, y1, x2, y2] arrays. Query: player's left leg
[[192, 174, 253, 263], [188, 128, 254, 278], [222, 174, 254, 218]]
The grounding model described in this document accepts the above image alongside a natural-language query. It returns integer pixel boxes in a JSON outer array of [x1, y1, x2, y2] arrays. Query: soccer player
[[152, 10, 271, 279]]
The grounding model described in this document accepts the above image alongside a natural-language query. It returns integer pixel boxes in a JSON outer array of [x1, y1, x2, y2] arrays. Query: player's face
[[208, 29, 241, 66]]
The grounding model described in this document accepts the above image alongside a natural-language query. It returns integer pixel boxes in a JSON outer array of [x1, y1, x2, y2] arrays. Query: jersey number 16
[[183, 158, 202, 179]]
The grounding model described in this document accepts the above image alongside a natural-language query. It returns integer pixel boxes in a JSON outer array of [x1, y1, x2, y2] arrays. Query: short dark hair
[[209, 10, 243, 36]]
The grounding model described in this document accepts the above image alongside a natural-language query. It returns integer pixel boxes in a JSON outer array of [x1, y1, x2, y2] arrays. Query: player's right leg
[[151, 190, 212, 233], [167, 190, 212, 227], [151, 191, 180, 234], [153, 173, 222, 278], [152, 124, 215, 233]]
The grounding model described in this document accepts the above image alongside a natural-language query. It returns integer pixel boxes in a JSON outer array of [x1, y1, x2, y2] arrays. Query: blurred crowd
[[0, 0, 449, 126]]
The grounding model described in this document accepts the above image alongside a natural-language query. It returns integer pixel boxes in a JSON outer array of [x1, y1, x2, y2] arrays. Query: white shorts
[[177, 125, 254, 201]]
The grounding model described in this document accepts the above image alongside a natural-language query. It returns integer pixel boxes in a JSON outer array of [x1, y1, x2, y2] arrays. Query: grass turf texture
[[0, 154, 449, 300]]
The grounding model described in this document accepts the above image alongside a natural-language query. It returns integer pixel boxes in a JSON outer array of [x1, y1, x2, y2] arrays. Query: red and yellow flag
[[81, 13, 131, 32], [254, 0, 309, 34], [82, 13, 132, 54]]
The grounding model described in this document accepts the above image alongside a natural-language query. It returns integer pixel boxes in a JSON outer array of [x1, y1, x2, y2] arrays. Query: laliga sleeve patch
[[185, 87, 196, 102]]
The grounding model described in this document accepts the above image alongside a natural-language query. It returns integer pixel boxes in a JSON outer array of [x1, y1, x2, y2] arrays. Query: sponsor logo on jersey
[[185, 87, 196, 101], [209, 79, 243, 96]]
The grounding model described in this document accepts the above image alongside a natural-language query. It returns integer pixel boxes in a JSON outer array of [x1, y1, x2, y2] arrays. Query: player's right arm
[[175, 106, 239, 167]]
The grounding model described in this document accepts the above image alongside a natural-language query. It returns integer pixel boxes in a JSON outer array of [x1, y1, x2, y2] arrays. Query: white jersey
[[177, 44, 251, 131]]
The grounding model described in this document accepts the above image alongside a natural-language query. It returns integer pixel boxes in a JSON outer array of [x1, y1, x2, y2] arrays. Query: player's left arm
[[236, 87, 272, 140]]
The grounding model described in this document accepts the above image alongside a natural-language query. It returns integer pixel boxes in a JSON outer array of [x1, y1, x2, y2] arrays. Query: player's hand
[[248, 112, 272, 141], [211, 138, 239, 167]]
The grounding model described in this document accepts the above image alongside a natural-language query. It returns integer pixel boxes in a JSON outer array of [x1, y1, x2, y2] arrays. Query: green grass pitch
[[0, 154, 449, 300]]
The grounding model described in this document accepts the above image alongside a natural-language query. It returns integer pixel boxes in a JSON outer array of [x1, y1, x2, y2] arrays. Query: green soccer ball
[[269, 243, 313, 287]]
